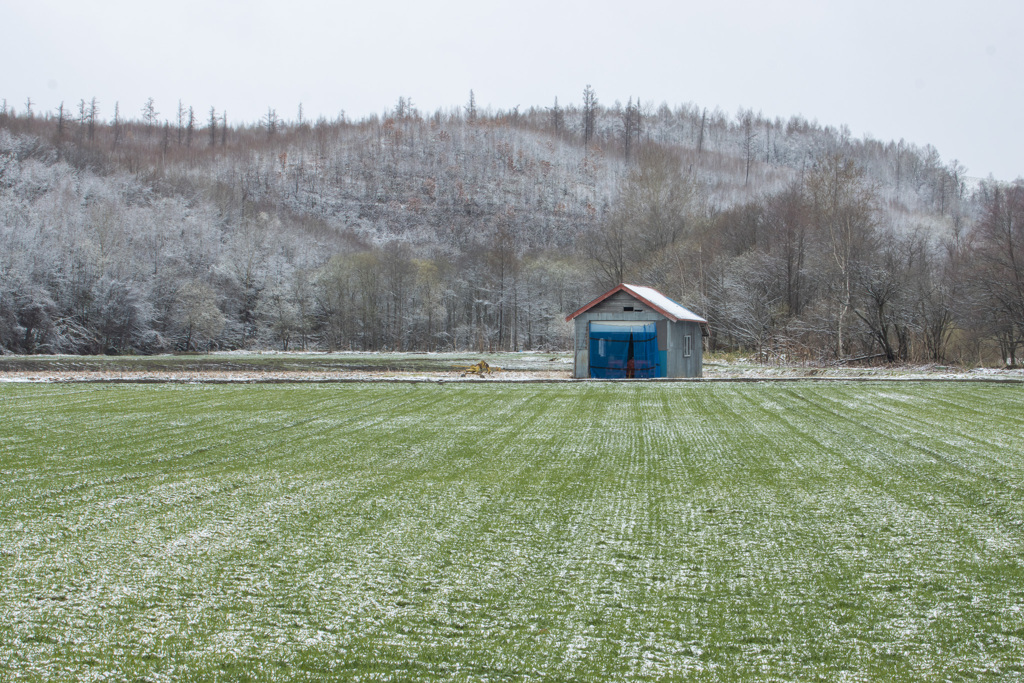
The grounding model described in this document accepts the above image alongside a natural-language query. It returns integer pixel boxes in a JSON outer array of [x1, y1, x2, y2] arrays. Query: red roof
[[566, 284, 709, 335]]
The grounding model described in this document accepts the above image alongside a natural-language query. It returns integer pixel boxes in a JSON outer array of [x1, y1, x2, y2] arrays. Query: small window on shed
[[683, 334, 693, 358], [623, 306, 634, 311]]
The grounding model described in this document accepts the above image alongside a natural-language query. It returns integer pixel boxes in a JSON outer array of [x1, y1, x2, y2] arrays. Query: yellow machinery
[[460, 360, 500, 376]]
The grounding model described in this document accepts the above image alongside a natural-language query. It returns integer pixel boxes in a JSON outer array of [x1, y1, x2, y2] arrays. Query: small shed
[[565, 284, 709, 379]]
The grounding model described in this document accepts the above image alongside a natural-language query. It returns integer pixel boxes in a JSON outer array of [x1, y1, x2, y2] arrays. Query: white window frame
[[683, 334, 692, 358]]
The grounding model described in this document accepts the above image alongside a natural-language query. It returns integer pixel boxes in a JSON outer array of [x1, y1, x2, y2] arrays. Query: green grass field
[[2, 382, 1024, 681]]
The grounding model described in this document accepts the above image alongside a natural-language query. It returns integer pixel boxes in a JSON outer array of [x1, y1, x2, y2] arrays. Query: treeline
[[656, 153, 1022, 365], [0, 93, 1020, 364]]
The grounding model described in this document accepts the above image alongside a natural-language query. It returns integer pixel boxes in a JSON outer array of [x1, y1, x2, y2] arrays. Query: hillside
[[0, 97, 1020, 363]]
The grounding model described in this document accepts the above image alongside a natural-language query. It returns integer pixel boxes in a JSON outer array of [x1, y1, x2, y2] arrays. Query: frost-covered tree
[[142, 97, 158, 132], [582, 85, 597, 148], [972, 180, 1024, 364], [172, 280, 225, 351]]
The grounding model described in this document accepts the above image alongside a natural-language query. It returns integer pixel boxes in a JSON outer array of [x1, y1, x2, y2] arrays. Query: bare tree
[[762, 183, 809, 316], [55, 102, 67, 142], [142, 97, 158, 134], [582, 85, 597, 148], [696, 107, 707, 163], [76, 99, 87, 142], [915, 229, 965, 362], [112, 101, 124, 149], [208, 106, 217, 147], [264, 107, 278, 136], [87, 97, 99, 142], [739, 109, 758, 187], [621, 97, 640, 161], [173, 280, 225, 351], [550, 97, 564, 136], [805, 152, 879, 358], [706, 250, 786, 361], [176, 100, 185, 146], [391, 96, 417, 122], [590, 146, 694, 287], [851, 230, 915, 362], [973, 180, 1024, 365]]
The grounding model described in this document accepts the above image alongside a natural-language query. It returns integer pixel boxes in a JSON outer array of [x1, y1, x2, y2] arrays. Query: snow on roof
[[622, 284, 707, 324], [565, 284, 709, 335]]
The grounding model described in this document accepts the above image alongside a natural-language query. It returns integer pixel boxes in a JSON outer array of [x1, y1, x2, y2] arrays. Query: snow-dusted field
[[0, 351, 574, 384], [2, 351, 1023, 384], [2, 382, 1024, 681]]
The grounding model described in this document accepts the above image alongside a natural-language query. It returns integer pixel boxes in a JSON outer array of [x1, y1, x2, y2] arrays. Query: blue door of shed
[[588, 322, 662, 378]]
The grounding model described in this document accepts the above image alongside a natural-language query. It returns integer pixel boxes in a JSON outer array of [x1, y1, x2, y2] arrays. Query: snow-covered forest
[[1, 93, 1022, 363]]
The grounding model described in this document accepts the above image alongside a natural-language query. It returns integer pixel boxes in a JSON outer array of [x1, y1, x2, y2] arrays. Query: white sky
[[4, 0, 1022, 181]]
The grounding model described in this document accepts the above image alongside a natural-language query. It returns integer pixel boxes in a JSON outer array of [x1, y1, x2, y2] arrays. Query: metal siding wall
[[684, 321, 703, 377], [575, 320, 587, 350], [695, 325, 704, 378], [589, 290, 648, 314], [688, 326, 696, 377], [667, 320, 702, 378], [573, 319, 587, 378], [575, 349, 589, 378], [684, 321, 692, 378], [683, 328, 691, 378], [666, 321, 679, 377]]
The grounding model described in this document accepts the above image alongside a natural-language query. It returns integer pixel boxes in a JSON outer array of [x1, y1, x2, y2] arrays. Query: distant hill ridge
[[1, 97, 1020, 364]]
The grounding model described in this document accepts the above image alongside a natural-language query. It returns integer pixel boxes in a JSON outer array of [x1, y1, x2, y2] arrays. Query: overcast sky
[[4, 0, 1022, 180]]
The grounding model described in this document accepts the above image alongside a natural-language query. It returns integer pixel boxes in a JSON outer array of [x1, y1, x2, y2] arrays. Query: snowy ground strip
[[3, 350, 1023, 384], [2, 382, 1024, 680]]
